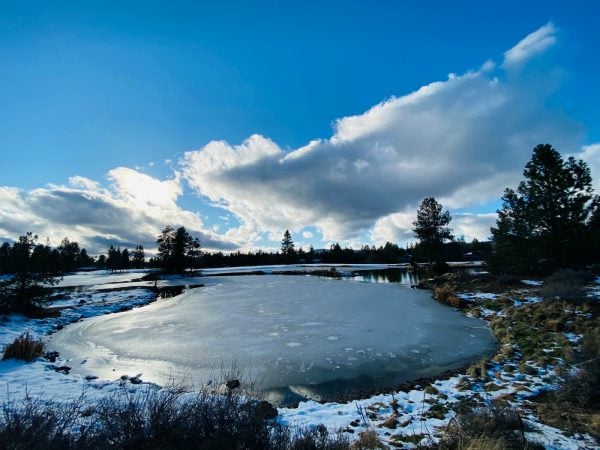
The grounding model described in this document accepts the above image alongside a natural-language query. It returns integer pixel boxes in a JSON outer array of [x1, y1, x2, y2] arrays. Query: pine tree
[[120, 248, 130, 271], [489, 144, 598, 273], [280, 230, 295, 262], [106, 246, 122, 272], [156, 226, 201, 273], [412, 197, 453, 264], [0, 233, 61, 312], [132, 245, 145, 268]]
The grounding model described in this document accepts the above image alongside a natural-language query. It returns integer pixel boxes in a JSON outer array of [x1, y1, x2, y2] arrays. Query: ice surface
[[55, 269, 151, 287], [49, 275, 495, 403]]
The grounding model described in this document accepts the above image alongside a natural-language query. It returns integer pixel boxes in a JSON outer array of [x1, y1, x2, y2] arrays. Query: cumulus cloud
[[181, 24, 580, 246], [0, 171, 238, 254], [2, 24, 593, 251], [453, 214, 497, 242], [574, 143, 600, 191], [503, 22, 558, 68]]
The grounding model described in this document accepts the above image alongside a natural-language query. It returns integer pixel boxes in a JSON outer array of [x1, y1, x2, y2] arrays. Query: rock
[[84, 375, 99, 381], [255, 400, 278, 420], [54, 365, 71, 374], [226, 379, 240, 390], [130, 376, 142, 384], [381, 416, 397, 429], [44, 351, 60, 363], [55, 324, 64, 331]]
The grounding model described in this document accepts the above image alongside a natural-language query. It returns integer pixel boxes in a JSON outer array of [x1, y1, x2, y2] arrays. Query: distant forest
[[0, 230, 490, 275], [1, 144, 599, 279]]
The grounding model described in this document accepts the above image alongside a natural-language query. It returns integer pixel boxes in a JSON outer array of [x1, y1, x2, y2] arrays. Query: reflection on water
[[351, 268, 419, 285], [51, 271, 496, 406]]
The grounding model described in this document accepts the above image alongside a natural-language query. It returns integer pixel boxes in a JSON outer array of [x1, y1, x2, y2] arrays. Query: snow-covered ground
[[1, 268, 598, 449], [278, 286, 599, 449], [1, 282, 158, 401]]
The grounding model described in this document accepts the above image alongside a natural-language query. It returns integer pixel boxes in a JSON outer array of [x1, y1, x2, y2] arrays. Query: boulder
[[255, 400, 278, 420], [44, 351, 59, 363], [226, 379, 240, 390], [54, 365, 71, 374]]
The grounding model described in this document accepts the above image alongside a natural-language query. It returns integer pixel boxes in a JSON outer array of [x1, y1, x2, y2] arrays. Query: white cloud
[[1, 25, 588, 253], [453, 213, 497, 242], [574, 143, 600, 191], [503, 22, 558, 68], [0, 170, 238, 254], [107, 167, 182, 209], [180, 25, 579, 246]]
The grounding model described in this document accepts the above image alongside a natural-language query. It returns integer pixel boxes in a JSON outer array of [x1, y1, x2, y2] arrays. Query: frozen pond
[[48, 274, 495, 404]]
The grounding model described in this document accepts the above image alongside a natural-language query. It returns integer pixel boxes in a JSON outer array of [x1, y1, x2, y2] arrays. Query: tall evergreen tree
[[281, 230, 295, 255], [132, 245, 145, 268], [412, 197, 453, 264], [489, 144, 598, 273], [156, 225, 175, 268], [0, 233, 61, 312], [156, 226, 201, 273], [77, 248, 93, 267], [58, 237, 80, 272], [120, 248, 130, 271], [106, 246, 122, 272]]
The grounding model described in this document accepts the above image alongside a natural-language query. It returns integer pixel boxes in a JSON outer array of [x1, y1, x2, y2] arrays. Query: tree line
[[410, 143, 600, 274], [1, 143, 598, 314]]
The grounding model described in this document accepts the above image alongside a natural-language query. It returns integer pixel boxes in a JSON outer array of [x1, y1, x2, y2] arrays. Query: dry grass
[[541, 269, 596, 304], [350, 429, 384, 449], [532, 329, 600, 439], [0, 387, 351, 449], [2, 331, 45, 362], [439, 402, 543, 450]]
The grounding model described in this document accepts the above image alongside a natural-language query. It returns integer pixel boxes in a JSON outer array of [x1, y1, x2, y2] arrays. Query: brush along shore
[[1, 269, 599, 449]]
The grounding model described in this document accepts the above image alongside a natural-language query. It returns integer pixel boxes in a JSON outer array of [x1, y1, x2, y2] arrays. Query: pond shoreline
[[45, 270, 494, 405], [2, 267, 597, 449]]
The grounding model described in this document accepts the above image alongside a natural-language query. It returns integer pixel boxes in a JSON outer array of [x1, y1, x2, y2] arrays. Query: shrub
[[541, 269, 595, 304], [2, 331, 45, 361], [0, 387, 351, 449], [0, 396, 91, 449], [533, 331, 600, 438], [349, 429, 383, 449], [439, 401, 543, 449], [557, 329, 600, 409], [496, 274, 520, 286], [435, 284, 455, 303]]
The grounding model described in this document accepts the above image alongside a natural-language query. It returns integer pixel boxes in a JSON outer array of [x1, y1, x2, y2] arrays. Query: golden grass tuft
[[2, 331, 45, 362]]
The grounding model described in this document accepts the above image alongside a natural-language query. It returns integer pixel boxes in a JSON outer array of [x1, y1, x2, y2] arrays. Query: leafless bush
[[0, 387, 350, 449], [541, 269, 595, 304], [439, 401, 543, 450], [0, 395, 91, 449]]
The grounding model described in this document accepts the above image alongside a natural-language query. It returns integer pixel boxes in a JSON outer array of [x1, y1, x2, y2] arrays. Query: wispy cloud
[[503, 22, 558, 68]]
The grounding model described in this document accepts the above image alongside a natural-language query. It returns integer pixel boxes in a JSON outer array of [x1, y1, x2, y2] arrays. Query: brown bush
[[2, 331, 45, 362], [541, 269, 595, 304], [439, 401, 543, 449]]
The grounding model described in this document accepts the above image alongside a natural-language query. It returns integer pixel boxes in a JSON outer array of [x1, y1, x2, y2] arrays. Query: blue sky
[[1, 1, 599, 254]]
